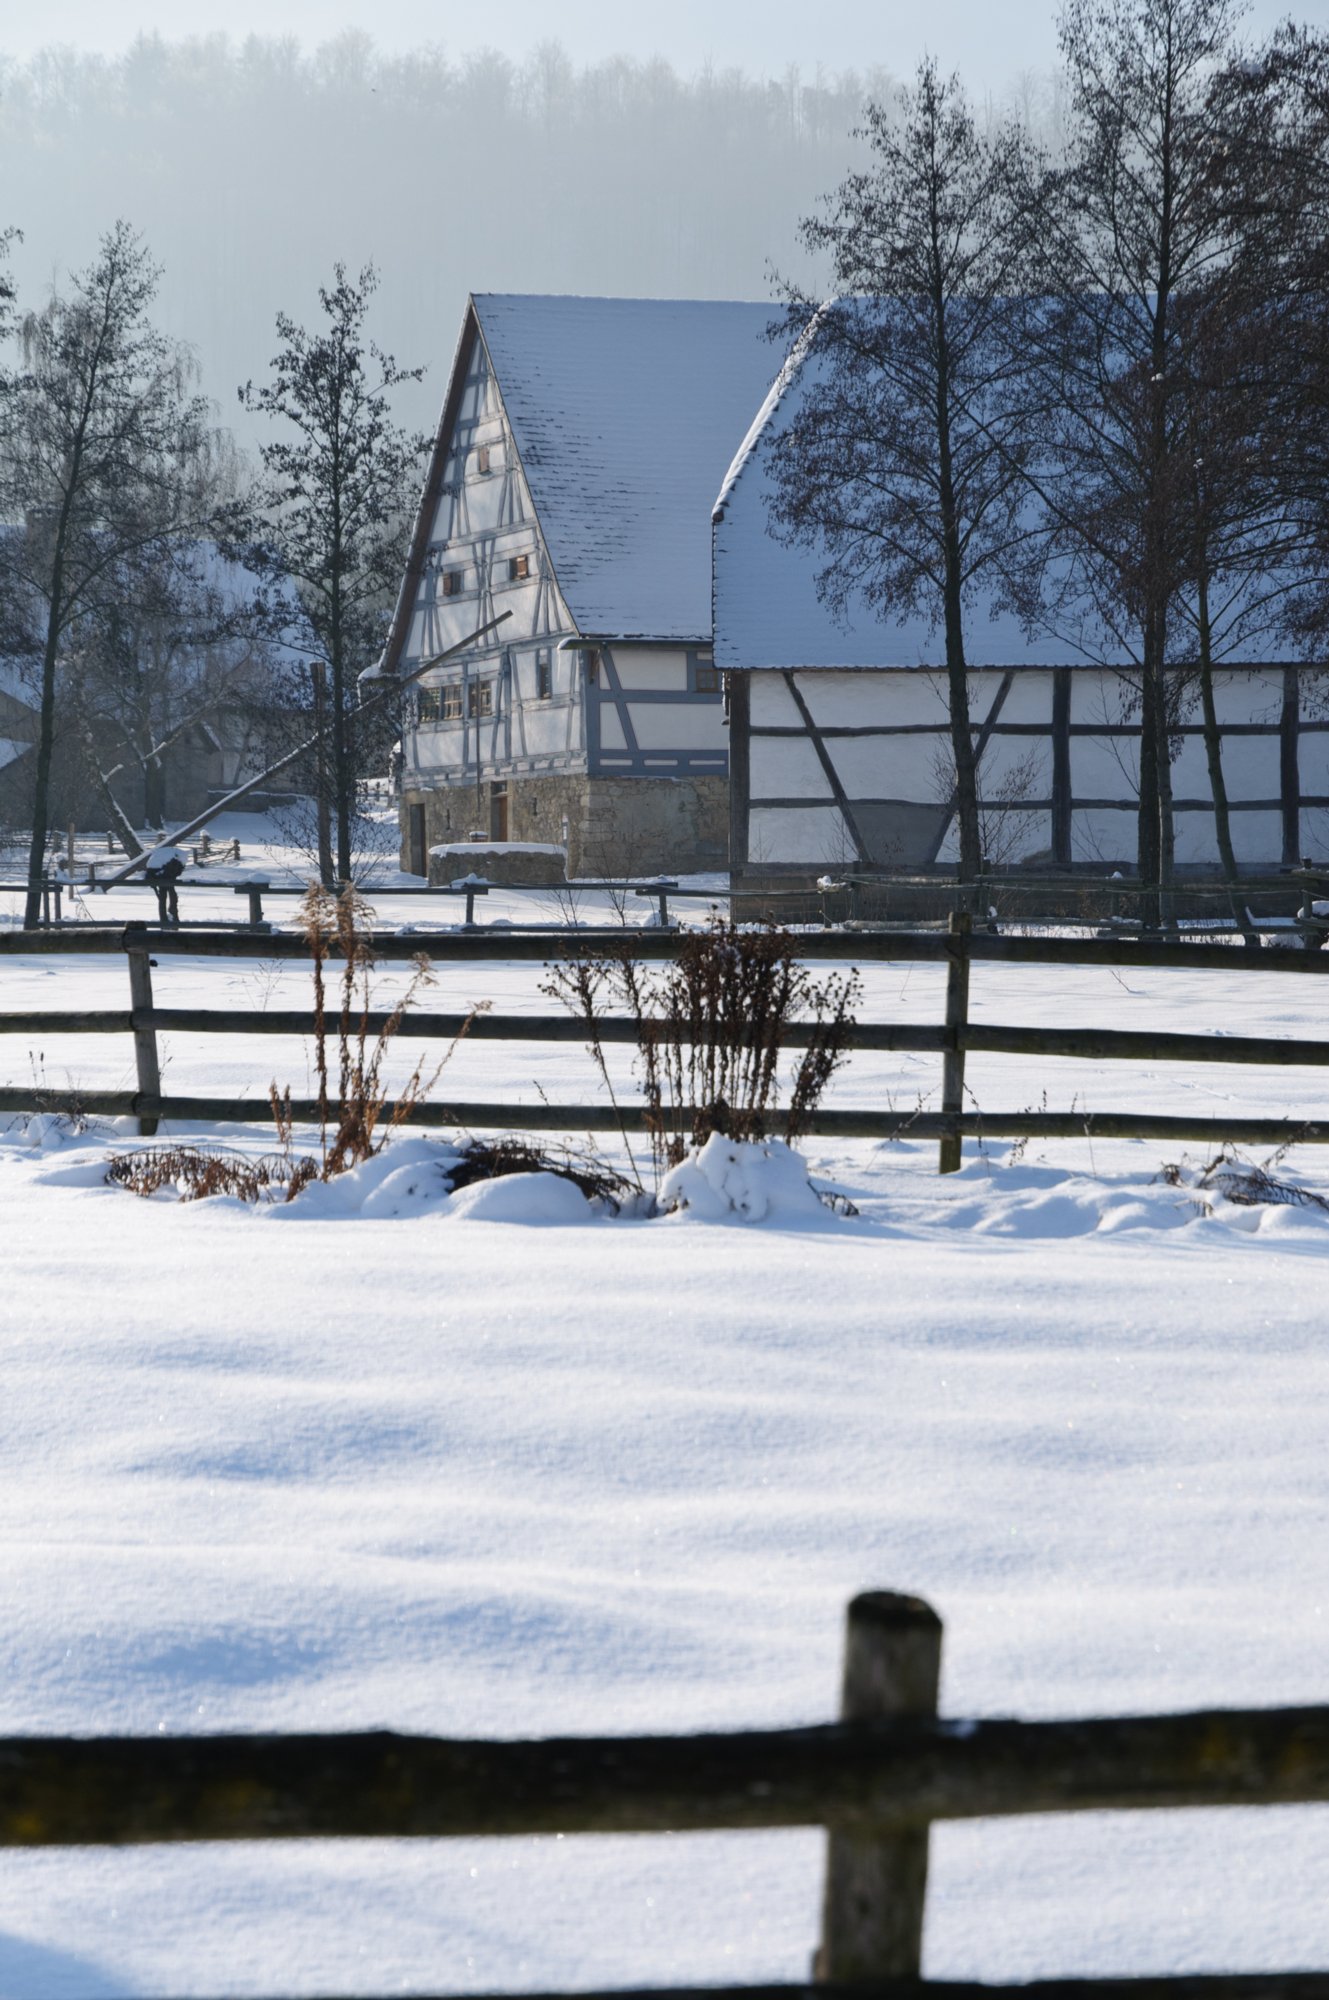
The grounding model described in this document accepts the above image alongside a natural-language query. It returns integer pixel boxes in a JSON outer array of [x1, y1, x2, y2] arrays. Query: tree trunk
[[1195, 565, 1259, 948], [933, 306, 981, 893], [1136, 662, 1161, 927], [311, 660, 334, 887]]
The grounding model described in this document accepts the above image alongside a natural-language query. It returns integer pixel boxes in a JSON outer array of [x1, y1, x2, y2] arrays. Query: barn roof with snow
[[711, 327, 1298, 674], [381, 293, 781, 671]]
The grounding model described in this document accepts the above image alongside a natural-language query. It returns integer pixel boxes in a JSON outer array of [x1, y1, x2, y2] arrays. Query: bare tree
[[0, 221, 216, 925], [1027, 0, 1262, 920], [766, 60, 1044, 884], [236, 262, 427, 886], [74, 536, 282, 831]]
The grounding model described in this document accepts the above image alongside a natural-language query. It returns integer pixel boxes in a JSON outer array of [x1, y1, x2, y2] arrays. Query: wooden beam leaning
[[4, 1704, 1329, 1847], [817, 1593, 943, 1982]]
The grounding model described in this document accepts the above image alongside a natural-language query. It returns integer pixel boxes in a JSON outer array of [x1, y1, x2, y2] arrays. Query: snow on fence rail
[[3, 921, 1329, 1169], [3, 1593, 1329, 1996]]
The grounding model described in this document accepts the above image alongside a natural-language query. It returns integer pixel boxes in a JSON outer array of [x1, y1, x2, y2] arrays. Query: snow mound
[[442, 1169, 595, 1225], [660, 1133, 828, 1223]]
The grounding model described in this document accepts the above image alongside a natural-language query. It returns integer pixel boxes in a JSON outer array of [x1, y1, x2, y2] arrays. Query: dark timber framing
[[739, 662, 1329, 877]]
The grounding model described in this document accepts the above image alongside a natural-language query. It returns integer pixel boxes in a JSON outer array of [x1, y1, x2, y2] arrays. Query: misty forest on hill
[[0, 34, 917, 429]]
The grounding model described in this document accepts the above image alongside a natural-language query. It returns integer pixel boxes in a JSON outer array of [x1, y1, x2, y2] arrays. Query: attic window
[[476, 444, 491, 474], [508, 553, 531, 582], [535, 650, 552, 700], [694, 659, 720, 694], [468, 679, 494, 719], [442, 569, 465, 598]]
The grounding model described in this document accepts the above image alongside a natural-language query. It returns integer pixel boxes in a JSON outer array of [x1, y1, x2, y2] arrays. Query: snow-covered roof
[[471, 296, 780, 644], [0, 659, 39, 712], [712, 332, 1303, 672]]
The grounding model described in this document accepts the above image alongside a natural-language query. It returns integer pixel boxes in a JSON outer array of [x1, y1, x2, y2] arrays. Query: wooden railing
[[4, 1593, 1328, 1997], [2, 921, 1329, 1165]]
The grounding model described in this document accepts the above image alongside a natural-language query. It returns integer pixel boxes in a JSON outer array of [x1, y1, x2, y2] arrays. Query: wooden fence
[[4, 1592, 1329, 1997], [3, 920, 1329, 1169]]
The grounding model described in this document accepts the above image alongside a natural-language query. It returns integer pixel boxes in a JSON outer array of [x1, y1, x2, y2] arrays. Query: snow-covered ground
[[4, 810, 1329, 1996]]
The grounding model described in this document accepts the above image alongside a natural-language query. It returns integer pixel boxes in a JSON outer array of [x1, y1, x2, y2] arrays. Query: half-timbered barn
[[714, 349, 1327, 899], [380, 294, 778, 879]]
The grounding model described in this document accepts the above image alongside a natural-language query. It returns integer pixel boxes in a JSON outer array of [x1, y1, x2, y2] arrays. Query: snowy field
[[4, 814, 1329, 1996]]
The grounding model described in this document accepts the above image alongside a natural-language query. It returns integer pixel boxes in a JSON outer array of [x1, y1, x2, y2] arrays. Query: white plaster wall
[[628, 704, 727, 751], [1210, 669, 1284, 725], [1071, 673, 1137, 729], [613, 651, 688, 690], [749, 675, 805, 728], [978, 735, 1051, 794], [749, 804, 853, 865], [750, 735, 833, 799], [993, 671, 1054, 724], [794, 670, 950, 730], [1210, 734, 1282, 800], [827, 735, 942, 801], [1071, 735, 1140, 798], [599, 708, 628, 752], [1298, 733, 1329, 799]]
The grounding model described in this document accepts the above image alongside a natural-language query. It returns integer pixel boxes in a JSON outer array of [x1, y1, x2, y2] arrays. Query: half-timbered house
[[713, 344, 1327, 898], [379, 294, 778, 879]]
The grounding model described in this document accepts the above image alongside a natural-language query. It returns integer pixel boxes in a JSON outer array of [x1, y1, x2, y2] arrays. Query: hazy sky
[[9, 0, 1312, 94]]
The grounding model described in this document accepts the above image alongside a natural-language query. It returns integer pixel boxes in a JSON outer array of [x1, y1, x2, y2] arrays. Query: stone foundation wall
[[401, 773, 729, 878]]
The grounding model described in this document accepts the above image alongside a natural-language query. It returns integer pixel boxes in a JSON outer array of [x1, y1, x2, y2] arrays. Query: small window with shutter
[[536, 650, 552, 700], [442, 569, 464, 598], [508, 553, 531, 582]]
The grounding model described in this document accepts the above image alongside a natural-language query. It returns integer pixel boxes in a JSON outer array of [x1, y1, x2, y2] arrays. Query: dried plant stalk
[[545, 921, 860, 1179]]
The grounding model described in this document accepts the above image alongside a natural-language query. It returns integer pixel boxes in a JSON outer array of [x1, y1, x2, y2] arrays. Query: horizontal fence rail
[[5, 1007, 1329, 1071], [2, 920, 1328, 1161], [3, 1594, 1326, 2000], [7, 924, 1329, 969], [5, 1704, 1329, 1847]]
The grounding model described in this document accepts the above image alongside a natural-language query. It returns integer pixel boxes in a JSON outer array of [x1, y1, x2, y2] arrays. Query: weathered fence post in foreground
[[124, 928, 161, 1138], [939, 912, 972, 1174], [816, 1590, 943, 1981]]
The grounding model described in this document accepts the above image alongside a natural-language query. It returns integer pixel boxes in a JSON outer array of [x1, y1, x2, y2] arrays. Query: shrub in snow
[[660, 1133, 829, 1223], [544, 920, 860, 1194]]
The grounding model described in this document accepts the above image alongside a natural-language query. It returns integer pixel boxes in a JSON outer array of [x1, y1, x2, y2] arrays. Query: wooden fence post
[[125, 930, 162, 1138], [816, 1591, 943, 1983], [939, 910, 971, 1174]]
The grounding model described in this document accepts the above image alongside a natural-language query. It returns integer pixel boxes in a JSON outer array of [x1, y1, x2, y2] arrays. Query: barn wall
[[736, 664, 1329, 879]]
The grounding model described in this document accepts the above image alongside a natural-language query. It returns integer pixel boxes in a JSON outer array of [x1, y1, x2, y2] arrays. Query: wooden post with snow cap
[[939, 910, 972, 1174], [816, 1590, 943, 1983], [124, 926, 162, 1138]]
